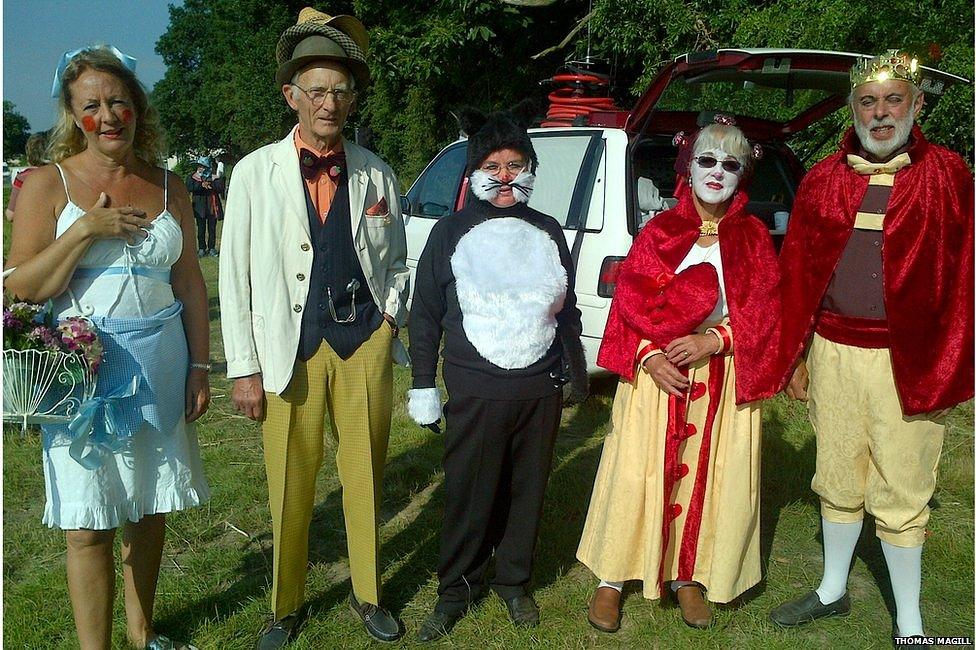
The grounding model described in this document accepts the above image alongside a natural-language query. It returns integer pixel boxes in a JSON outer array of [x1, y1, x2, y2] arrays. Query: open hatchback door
[[625, 49, 970, 141]]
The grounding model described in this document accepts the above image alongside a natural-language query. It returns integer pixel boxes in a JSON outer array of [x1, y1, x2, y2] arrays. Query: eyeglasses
[[327, 279, 360, 323], [479, 161, 527, 176], [292, 83, 356, 107], [694, 155, 742, 173]]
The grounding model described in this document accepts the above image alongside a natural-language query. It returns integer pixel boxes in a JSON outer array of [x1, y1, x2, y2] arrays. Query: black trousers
[[196, 214, 217, 250], [436, 390, 561, 614]]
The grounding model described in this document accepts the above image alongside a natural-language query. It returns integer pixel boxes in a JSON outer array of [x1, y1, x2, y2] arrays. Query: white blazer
[[219, 126, 409, 394]]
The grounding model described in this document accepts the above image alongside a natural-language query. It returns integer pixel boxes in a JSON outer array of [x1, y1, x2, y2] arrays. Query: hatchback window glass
[[529, 135, 596, 227], [657, 80, 834, 123]]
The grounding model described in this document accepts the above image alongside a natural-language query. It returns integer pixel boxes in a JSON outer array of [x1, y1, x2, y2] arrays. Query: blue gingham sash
[[44, 301, 188, 466]]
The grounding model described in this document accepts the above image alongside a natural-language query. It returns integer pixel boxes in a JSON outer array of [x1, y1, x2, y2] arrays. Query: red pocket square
[[366, 197, 389, 216]]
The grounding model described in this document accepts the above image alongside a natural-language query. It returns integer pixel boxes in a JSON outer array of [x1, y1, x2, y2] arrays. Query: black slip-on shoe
[[349, 592, 404, 643], [769, 590, 851, 627], [254, 612, 301, 650], [417, 608, 467, 643], [504, 594, 540, 628]]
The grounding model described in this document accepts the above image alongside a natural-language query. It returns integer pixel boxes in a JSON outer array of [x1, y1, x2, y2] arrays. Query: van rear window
[[529, 134, 599, 227]]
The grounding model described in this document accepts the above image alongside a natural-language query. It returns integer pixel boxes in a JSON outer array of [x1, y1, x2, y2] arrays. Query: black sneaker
[[348, 592, 404, 643], [769, 591, 851, 627]]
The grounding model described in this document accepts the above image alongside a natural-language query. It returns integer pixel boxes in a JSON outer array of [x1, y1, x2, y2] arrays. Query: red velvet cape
[[598, 184, 782, 404], [777, 126, 974, 415]]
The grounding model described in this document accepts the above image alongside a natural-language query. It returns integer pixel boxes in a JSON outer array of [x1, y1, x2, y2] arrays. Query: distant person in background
[[186, 155, 224, 256], [6, 130, 50, 221]]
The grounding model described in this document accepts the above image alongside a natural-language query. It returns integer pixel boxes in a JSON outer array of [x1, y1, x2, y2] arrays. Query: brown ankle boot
[[675, 584, 713, 628], [587, 586, 622, 632]]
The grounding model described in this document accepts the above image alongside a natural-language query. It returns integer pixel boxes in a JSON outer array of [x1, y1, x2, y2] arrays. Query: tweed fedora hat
[[275, 7, 370, 88]]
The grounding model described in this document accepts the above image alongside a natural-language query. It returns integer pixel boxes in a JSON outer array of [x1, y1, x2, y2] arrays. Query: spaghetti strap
[[54, 163, 73, 204], [163, 169, 169, 210]]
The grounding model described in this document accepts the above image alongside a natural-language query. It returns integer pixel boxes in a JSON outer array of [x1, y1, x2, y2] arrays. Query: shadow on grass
[[531, 374, 616, 592], [208, 295, 220, 322], [748, 402, 820, 604], [154, 433, 444, 637], [851, 518, 897, 634]]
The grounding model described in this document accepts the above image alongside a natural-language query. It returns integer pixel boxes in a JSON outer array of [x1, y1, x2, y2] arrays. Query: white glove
[[407, 387, 442, 426]]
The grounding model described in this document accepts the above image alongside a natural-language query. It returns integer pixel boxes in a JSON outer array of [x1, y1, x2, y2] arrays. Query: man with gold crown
[[769, 50, 973, 639]]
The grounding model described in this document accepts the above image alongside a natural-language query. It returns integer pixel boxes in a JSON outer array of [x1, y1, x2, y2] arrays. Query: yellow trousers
[[807, 334, 944, 548], [262, 324, 393, 618]]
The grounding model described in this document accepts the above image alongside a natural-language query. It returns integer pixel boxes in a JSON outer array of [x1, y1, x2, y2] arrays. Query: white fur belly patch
[[451, 217, 567, 369]]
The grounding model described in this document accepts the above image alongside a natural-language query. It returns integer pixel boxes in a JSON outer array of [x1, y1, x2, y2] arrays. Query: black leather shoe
[[349, 592, 404, 643], [769, 591, 851, 627], [417, 608, 466, 643], [255, 612, 300, 650], [504, 594, 540, 628]]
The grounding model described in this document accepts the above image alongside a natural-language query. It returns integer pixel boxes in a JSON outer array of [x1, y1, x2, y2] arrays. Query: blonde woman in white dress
[[5, 46, 210, 650]]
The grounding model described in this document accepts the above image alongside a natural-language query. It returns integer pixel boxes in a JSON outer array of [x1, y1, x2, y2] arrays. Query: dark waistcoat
[[297, 172, 382, 361]]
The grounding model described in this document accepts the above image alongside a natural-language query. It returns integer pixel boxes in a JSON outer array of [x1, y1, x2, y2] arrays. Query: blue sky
[[3, 0, 180, 134]]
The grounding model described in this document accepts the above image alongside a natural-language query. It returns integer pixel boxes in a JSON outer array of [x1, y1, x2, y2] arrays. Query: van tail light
[[598, 256, 627, 298]]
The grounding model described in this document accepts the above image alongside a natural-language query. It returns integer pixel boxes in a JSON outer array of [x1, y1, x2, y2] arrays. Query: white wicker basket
[[2, 348, 97, 432]]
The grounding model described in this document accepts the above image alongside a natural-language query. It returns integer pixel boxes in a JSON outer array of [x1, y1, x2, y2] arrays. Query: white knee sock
[[815, 518, 863, 603], [598, 580, 623, 592], [881, 540, 924, 637]]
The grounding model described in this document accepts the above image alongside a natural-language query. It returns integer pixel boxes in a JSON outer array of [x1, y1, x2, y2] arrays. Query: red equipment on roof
[[540, 61, 628, 128]]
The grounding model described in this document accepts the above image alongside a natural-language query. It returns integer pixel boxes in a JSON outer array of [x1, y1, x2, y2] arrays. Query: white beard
[[854, 113, 913, 159], [469, 169, 536, 203], [451, 217, 567, 369]]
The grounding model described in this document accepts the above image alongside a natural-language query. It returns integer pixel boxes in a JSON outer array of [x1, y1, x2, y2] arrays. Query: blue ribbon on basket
[[67, 376, 141, 470], [51, 45, 138, 98]]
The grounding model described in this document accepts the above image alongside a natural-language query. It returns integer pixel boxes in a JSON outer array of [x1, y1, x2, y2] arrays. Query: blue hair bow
[[51, 45, 138, 98]]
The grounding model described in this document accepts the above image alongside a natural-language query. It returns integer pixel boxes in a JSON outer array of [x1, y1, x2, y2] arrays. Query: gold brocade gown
[[576, 348, 762, 603]]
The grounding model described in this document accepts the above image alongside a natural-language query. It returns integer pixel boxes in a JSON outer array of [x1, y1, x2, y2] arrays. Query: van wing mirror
[[399, 195, 412, 215]]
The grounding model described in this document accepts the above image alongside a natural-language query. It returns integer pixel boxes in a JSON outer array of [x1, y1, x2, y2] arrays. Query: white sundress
[[41, 164, 210, 530]]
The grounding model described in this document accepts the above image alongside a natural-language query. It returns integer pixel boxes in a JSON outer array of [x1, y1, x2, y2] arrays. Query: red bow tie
[[299, 149, 345, 180]]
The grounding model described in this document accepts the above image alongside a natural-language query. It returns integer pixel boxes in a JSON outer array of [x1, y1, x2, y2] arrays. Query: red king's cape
[[777, 126, 974, 415], [598, 184, 782, 404]]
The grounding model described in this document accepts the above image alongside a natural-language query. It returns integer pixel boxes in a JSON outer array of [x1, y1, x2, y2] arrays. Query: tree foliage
[[3, 101, 32, 160], [152, 0, 974, 181], [583, 0, 974, 161]]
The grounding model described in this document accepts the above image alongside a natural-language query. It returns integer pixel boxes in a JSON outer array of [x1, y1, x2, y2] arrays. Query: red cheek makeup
[[81, 116, 97, 132], [122, 109, 134, 124]]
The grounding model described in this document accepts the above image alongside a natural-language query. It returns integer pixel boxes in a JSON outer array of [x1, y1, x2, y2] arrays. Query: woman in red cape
[[577, 122, 781, 632]]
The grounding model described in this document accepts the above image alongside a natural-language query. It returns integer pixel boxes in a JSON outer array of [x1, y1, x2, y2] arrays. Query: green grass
[[3, 208, 974, 648]]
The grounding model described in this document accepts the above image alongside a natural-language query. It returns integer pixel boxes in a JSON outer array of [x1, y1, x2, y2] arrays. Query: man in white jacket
[[218, 7, 408, 648]]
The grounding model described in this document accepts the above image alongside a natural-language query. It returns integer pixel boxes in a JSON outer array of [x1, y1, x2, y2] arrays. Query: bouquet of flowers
[[3, 302, 103, 430]]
